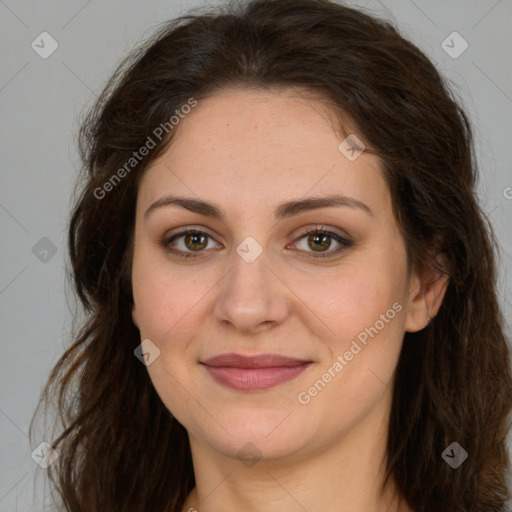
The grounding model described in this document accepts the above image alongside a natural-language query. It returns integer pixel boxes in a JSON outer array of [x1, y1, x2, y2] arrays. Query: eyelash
[[160, 226, 354, 260]]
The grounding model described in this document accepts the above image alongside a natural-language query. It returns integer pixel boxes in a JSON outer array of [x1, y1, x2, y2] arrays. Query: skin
[[130, 87, 448, 512]]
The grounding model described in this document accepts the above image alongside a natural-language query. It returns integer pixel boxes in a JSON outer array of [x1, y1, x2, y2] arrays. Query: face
[[131, 87, 425, 464]]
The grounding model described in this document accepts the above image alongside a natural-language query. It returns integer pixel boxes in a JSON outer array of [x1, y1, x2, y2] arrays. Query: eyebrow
[[143, 193, 373, 221]]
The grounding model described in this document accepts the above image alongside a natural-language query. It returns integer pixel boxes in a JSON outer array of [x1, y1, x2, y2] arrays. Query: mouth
[[200, 353, 313, 391]]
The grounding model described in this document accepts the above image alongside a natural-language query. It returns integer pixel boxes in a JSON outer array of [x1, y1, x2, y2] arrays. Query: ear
[[132, 302, 139, 330], [404, 255, 449, 333]]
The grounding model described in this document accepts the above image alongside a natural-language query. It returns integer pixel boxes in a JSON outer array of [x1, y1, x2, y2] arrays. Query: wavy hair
[[30, 1, 512, 511]]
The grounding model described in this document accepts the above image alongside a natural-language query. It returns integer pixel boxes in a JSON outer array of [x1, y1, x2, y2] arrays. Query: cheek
[[293, 245, 408, 385], [131, 257, 203, 423], [293, 270, 406, 429], [132, 244, 203, 340], [294, 256, 405, 338]]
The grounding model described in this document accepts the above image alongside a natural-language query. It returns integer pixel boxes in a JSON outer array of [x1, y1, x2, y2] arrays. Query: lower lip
[[202, 363, 312, 391]]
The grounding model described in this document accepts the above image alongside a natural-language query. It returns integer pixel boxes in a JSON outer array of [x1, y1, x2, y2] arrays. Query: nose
[[213, 246, 291, 334]]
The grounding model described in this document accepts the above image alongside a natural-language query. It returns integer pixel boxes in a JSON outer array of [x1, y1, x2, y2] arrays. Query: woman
[[30, 0, 512, 511]]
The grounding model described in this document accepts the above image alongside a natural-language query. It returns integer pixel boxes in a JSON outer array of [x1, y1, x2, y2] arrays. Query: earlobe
[[404, 262, 449, 333]]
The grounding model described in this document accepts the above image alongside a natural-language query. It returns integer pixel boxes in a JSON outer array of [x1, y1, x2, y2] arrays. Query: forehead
[[137, 87, 390, 218]]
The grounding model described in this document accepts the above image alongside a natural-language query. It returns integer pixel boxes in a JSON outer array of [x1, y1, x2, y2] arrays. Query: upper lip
[[201, 353, 312, 368]]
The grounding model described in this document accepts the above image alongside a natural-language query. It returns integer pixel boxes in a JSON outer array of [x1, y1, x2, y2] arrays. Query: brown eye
[[307, 232, 332, 252], [161, 229, 221, 259], [292, 227, 354, 258], [184, 232, 208, 251]]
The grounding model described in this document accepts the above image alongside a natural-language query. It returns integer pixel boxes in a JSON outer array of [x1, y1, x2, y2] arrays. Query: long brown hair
[[29, 1, 512, 510]]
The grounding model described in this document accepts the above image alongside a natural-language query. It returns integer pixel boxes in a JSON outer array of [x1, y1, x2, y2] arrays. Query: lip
[[200, 353, 313, 391]]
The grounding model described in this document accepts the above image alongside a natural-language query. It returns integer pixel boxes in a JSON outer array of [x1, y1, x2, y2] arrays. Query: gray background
[[1, 0, 511, 510]]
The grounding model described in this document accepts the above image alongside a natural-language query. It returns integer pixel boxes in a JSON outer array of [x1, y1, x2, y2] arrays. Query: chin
[[190, 407, 318, 463]]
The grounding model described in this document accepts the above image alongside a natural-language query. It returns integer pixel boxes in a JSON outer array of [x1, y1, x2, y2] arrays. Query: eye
[[291, 226, 354, 258], [161, 228, 221, 259], [160, 225, 354, 260]]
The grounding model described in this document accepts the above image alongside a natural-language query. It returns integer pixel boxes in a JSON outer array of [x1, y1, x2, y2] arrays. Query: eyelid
[[163, 224, 221, 242], [289, 224, 351, 244]]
